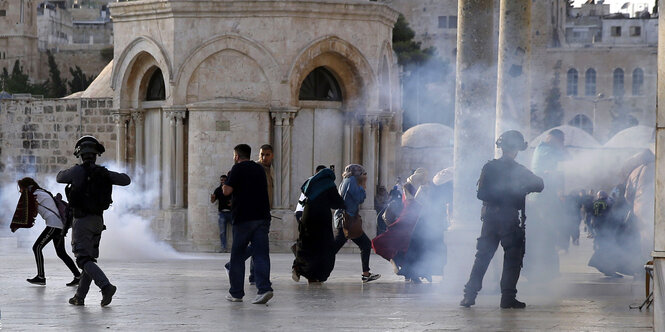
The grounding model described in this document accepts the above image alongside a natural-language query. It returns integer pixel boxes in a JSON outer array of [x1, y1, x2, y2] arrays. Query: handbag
[[342, 211, 363, 239]]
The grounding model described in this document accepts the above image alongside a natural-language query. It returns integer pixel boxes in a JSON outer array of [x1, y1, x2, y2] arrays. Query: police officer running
[[460, 130, 544, 309], [57, 136, 131, 307]]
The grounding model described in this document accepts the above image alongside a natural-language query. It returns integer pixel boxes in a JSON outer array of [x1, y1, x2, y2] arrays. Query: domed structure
[[399, 123, 454, 181], [530, 125, 600, 148], [604, 125, 654, 148]]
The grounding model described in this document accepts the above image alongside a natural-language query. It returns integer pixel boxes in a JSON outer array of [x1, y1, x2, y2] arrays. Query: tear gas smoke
[[0, 160, 184, 260]]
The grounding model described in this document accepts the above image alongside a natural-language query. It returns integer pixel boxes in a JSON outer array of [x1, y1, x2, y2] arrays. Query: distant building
[[0, 0, 39, 78], [385, 0, 656, 142]]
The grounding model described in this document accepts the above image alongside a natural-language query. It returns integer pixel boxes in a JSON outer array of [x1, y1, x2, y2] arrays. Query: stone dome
[[530, 125, 600, 148], [401, 123, 454, 148], [605, 125, 654, 148]]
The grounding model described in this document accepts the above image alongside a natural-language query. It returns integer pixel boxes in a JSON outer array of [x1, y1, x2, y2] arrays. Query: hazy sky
[[571, 0, 653, 13]]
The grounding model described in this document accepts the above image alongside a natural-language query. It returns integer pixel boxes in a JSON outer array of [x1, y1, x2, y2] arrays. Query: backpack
[[66, 164, 113, 216]]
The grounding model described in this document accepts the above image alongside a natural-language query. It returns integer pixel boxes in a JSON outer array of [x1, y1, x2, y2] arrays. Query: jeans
[[218, 211, 231, 250], [229, 219, 272, 298], [334, 226, 372, 273]]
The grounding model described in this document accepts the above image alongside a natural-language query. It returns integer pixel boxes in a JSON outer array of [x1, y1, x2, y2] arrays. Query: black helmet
[[74, 135, 105, 157], [496, 130, 528, 151]]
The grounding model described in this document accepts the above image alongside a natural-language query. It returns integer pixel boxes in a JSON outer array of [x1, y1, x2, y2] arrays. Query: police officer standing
[[460, 130, 544, 309], [57, 136, 131, 307]]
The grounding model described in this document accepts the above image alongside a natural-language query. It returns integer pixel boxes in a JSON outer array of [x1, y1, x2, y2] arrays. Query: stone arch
[[112, 36, 172, 109], [287, 36, 377, 110], [174, 34, 280, 105]]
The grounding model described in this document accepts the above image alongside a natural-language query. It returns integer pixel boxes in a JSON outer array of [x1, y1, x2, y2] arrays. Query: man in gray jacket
[[57, 136, 131, 307]]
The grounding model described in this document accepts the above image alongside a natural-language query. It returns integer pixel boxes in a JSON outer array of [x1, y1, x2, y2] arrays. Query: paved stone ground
[[0, 234, 654, 331]]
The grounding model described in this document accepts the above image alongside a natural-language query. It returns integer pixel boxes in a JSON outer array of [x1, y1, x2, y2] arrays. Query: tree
[[393, 14, 435, 69], [0, 60, 48, 95], [47, 50, 67, 98], [68, 66, 94, 93], [543, 72, 564, 130]]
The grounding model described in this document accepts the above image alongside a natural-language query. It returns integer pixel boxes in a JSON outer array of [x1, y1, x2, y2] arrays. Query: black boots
[[101, 284, 117, 307], [500, 297, 526, 309], [459, 296, 476, 307]]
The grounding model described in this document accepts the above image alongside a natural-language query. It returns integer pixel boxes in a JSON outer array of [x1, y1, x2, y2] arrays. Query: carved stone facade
[[108, 0, 401, 251]]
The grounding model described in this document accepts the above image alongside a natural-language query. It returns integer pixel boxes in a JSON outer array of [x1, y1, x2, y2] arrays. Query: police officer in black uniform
[[460, 130, 544, 309], [57, 136, 131, 306]]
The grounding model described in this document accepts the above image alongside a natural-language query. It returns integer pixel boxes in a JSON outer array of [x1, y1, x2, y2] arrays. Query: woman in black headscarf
[[292, 167, 345, 283]]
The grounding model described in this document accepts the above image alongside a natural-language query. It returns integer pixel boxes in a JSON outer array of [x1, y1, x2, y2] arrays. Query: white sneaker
[[251, 291, 273, 304], [225, 294, 242, 302]]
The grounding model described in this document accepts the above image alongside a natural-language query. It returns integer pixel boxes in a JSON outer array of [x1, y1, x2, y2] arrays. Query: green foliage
[[543, 72, 564, 130], [47, 50, 68, 98], [68, 66, 95, 93], [393, 14, 435, 68], [100, 47, 113, 62], [0, 60, 48, 95]]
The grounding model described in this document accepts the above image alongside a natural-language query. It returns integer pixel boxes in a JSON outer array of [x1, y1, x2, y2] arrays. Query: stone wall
[[0, 97, 116, 183]]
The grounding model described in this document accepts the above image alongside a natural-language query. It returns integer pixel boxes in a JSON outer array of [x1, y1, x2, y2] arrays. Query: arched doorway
[[569, 114, 593, 135], [293, 66, 346, 197]]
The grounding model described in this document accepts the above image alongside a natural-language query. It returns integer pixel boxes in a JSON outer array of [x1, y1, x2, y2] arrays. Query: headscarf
[[301, 168, 336, 203], [342, 164, 366, 179]]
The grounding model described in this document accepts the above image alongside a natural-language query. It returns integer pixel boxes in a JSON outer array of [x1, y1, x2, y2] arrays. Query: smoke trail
[[0, 161, 184, 260]]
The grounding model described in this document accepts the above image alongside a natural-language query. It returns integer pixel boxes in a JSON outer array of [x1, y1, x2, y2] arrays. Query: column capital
[[131, 110, 145, 124], [164, 106, 187, 121], [270, 107, 297, 126], [112, 110, 131, 124], [359, 112, 382, 127]]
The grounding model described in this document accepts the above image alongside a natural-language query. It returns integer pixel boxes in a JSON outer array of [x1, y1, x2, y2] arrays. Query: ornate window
[[613, 68, 624, 97], [632, 68, 644, 96], [585, 68, 596, 96], [298, 67, 342, 101], [145, 68, 165, 101], [566, 69, 578, 96], [569, 114, 593, 135]]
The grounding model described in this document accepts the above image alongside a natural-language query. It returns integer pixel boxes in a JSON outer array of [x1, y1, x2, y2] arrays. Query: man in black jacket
[[223, 144, 273, 304], [460, 130, 544, 309], [57, 136, 131, 307]]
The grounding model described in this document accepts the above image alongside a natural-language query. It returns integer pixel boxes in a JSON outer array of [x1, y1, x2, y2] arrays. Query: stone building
[[0, 0, 39, 79], [530, 0, 657, 142], [382, 0, 459, 65], [101, 0, 401, 251]]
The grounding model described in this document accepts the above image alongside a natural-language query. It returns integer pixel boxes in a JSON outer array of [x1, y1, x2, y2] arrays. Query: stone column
[[164, 107, 186, 208], [361, 114, 378, 210], [452, 0, 496, 229], [164, 110, 177, 207], [270, 108, 297, 209], [112, 110, 130, 165], [495, 0, 531, 145], [653, 1, 665, 328], [131, 110, 144, 173], [174, 110, 186, 208], [343, 115, 352, 169], [378, 116, 391, 189]]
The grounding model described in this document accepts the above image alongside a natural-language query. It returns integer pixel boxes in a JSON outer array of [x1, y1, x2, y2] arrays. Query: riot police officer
[[460, 130, 544, 309], [57, 136, 131, 307]]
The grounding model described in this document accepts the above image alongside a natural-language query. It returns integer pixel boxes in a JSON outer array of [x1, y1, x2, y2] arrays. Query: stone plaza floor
[[0, 234, 654, 331]]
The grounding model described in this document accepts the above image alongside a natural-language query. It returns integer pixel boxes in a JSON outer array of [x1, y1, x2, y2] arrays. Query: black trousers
[[334, 227, 372, 273], [32, 226, 80, 278], [463, 218, 525, 299]]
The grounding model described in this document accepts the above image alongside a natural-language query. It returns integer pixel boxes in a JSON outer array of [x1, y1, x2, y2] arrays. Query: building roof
[[79, 60, 113, 99], [401, 123, 453, 149], [0, 91, 12, 100]]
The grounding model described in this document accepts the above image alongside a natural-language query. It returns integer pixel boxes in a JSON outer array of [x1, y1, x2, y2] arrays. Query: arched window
[[566, 69, 578, 96], [569, 114, 593, 135], [145, 68, 165, 101], [613, 68, 624, 97], [632, 68, 644, 96], [585, 68, 596, 96], [298, 67, 342, 101]]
